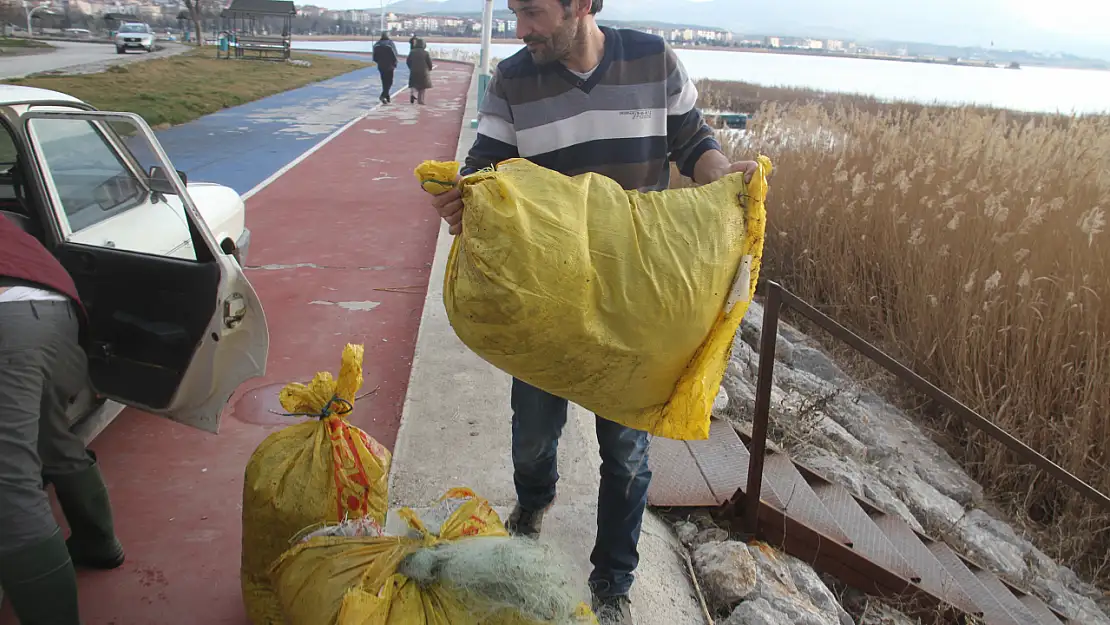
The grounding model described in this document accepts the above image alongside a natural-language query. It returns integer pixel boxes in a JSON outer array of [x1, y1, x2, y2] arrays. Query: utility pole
[[23, 1, 54, 38], [479, 0, 493, 76], [379, 0, 385, 34], [470, 0, 494, 128]]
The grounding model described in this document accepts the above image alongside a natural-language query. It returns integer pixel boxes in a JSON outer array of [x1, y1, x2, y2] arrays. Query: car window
[[27, 116, 198, 261], [119, 24, 149, 33], [0, 125, 21, 210], [0, 125, 16, 170], [32, 118, 146, 232]]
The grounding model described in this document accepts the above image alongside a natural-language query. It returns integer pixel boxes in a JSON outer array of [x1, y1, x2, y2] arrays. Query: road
[[0, 40, 188, 80]]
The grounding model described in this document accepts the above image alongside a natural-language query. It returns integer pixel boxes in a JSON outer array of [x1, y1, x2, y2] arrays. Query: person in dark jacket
[[371, 32, 399, 104], [406, 37, 434, 105], [0, 215, 125, 625]]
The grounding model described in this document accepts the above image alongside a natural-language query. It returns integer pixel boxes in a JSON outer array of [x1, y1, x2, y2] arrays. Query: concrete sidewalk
[[388, 70, 707, 625]]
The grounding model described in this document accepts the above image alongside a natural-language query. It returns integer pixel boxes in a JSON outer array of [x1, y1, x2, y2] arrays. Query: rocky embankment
[[670, 300, 1110, 624]]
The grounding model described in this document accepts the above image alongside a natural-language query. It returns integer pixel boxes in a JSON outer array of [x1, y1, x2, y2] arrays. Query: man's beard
[[524, 16, 577, 65]]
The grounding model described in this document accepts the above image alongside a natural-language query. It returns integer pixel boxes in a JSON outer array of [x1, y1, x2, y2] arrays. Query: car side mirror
[[94, 174, 141, 210], [148, 165, 187, 194]]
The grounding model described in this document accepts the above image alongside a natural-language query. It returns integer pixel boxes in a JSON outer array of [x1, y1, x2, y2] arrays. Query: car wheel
[[116, 46, 125, 54]]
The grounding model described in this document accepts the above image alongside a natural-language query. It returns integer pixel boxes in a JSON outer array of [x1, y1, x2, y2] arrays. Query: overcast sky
[[317, 0, 1110, 59]]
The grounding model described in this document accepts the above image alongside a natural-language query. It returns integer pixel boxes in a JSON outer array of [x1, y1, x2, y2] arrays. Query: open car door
[[22, 110, 269, 434]]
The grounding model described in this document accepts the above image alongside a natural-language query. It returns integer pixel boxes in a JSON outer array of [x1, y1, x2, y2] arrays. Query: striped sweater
[[462, 26, 721, 191]]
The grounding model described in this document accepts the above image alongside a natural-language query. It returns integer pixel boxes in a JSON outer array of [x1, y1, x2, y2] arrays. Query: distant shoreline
[[292, 35, 1105, 72]]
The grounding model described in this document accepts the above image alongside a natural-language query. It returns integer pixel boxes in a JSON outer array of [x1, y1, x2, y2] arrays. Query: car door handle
[[66, 250, 98, 274], [103, 240, 116, 248], [223, 293, 247, 329]]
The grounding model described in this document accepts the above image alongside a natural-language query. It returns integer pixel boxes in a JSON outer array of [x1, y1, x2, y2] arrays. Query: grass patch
[[3, 49, 370, 126], [683, 80, 1110, 588], [0, 37, 52, 55], [0, 37, 51, 48]]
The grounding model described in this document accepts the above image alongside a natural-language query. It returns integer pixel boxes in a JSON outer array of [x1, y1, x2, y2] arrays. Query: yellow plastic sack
[[415, 157, 770, 441], [271, 487, 597, 625], [241, 344, 393, 624]]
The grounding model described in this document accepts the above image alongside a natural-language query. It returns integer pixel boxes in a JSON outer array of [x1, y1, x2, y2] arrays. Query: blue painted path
[[152, 54, 409, 195]]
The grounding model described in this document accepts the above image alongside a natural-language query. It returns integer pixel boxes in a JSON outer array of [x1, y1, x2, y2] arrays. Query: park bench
[[218, 0, 296, 61], [234, 34, 290, 60]]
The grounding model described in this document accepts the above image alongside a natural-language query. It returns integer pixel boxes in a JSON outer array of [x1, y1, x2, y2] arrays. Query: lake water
[[294, 40, 1110, 115]]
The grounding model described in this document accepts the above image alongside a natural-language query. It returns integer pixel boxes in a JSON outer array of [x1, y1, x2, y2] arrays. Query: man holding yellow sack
[[429, 1, 759, 623]]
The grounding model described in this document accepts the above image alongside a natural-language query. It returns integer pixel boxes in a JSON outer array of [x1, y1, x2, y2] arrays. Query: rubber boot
[[50, 453, 125, 570], [0, 529, 82, 625]]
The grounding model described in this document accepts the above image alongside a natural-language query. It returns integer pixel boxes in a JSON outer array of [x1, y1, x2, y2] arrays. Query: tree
[[0, 1, 21, 30], [182, 0, 218, 45]]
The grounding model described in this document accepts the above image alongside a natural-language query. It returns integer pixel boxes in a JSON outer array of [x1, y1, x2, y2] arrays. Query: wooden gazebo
[[217, 0, 296, 60]]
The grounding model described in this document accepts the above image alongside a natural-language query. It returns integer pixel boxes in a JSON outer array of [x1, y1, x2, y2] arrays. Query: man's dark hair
[[559, 0, 602, 14], [380, 32, 389, 40]]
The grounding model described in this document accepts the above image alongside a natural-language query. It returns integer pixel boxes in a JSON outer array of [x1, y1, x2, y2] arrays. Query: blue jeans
[[510, 378, 652, 598]]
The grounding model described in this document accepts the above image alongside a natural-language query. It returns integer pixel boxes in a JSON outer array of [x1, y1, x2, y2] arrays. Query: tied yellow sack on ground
[[241, 344, 392, 624], [415, 157, 770, 441], [271, 487, 598, 625]]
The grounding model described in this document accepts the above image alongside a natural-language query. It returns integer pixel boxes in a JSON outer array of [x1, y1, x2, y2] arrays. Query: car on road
[[0, 84, 269, 442], [115, 22, 155, 53]]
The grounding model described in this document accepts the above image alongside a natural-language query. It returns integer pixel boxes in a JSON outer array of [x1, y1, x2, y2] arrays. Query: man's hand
[[693, 149, 760, 185], [431, 177, 464, 235], [726, 160, 759, 184], [701, 160, 760, 185]]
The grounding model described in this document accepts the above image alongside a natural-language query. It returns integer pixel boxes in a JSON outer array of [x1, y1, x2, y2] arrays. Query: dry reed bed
[[695, 80, 1110, 585]]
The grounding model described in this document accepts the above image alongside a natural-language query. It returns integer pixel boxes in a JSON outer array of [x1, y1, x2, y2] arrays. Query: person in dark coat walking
[[371, 32, 399, 104], [406, 37, 434, 105]]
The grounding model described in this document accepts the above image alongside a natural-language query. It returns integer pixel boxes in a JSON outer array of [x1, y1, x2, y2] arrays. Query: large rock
[[691, 540, 852, 625], [791, 344, 851, 384], [739, 302, 798, 366], [692, 541, 758, 608], [713, 386, 730, 415]]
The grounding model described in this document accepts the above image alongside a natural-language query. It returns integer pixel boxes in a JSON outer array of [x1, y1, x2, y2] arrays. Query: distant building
[[765, 36, 780, 47], [826, 39, 844, 51]]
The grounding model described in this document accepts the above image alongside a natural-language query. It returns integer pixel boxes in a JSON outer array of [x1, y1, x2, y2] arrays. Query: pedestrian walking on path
[[372, 32, 399, 104], [427, 0, 760, 623], [0, 216, 126, 625], [407, 37, 434, 105]]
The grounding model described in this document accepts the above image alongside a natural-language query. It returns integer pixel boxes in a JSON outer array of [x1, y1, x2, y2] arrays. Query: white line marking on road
[[241, 85, 406, 202]]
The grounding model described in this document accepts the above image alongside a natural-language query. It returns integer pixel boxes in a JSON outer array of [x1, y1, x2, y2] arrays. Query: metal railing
[[742, 280, 1110, 534]]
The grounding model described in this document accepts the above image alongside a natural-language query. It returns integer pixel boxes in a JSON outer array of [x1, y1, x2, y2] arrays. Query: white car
[[0, 85, 269, 441], [115, 22, 155, 54]]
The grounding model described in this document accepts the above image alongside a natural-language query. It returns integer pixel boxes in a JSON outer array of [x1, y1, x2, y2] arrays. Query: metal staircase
[[649, 420, 1071, 624], [647, 281, 1110, 625]]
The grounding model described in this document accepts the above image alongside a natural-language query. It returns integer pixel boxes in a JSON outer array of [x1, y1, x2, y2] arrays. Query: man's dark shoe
[[505, 503, 550, 538], [50, 456, 125, 570], [592, 594, 633, 625], [0, 529, 82, 625]]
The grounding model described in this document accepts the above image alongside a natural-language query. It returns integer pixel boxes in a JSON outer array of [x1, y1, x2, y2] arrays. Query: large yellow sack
[[415, 157, 771, 441], [241, 344, 392, 624], [271, 487, 597, 625]]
